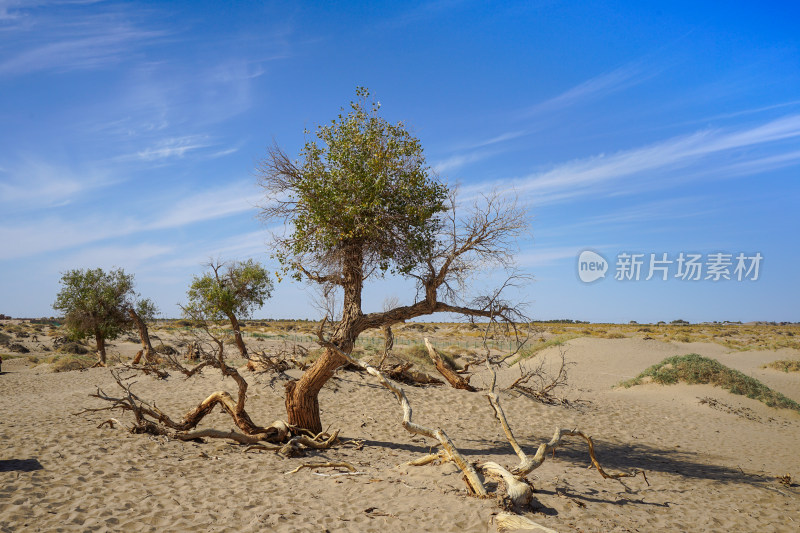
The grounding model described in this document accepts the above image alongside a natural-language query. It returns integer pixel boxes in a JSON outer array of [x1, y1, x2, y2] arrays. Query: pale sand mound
[[1, 337, 799, 532]]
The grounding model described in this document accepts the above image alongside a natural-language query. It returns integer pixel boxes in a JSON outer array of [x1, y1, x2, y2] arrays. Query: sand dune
[[2, 333, 799, 532]]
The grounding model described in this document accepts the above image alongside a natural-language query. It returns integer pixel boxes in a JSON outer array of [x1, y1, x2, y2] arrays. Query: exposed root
[[479, 461, 532, 509], [407, 451, 446, 466]]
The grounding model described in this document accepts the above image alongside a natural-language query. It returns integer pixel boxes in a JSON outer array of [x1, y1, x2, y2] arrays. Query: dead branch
[[486, 365, 647, 484], [121, 362, 169, 379], [128, 308, 157, 364], [312, 326, 487, 496], [506, 346, 572, 404], [494, 513, 558, 533], [286, 461, 357, 475], [424, 337, 476, 391], [247, 348, 291, 373]]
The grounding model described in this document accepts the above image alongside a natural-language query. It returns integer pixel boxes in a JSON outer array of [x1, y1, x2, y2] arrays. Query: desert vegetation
[[620, 353, 800, 412], [2, 89, 798, 531]]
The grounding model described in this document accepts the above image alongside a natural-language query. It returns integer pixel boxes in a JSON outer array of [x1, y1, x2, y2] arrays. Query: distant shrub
[[763, 359, 800, 373], [620, 353, 800, 412], [51, 354, 95, 372], [57, 342, 89, 355], [8, 343, 29, 353], [0, 332, 10, 345], [154, 343, 178, 355]]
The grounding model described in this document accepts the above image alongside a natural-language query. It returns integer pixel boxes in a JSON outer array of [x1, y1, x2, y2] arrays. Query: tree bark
[[128, 308, 156, 364], [285, 245, 364, 432], [226, 312, 248, 360], [285, 346, 347, 433], [95, 330, 106, 365]]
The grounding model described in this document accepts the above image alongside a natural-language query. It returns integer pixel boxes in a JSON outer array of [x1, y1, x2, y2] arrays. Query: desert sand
[[1, 322, 799, 532]]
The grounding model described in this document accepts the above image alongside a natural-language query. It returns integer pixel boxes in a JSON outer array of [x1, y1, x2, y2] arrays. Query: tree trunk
[[285, 346, 347, 433], [286, 244, 364, 432], [226, 312, 248, 360], [128, 308, 156, 364], [95, 331, 106, 365]]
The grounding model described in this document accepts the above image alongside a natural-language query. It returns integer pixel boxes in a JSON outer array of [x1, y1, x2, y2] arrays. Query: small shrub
[[154, 343, 177, 355], [604, 332, 626, 339], [620, 353, 800, 412], [57, 342, 89, 355], [8, 343, 29, 353], [51, 354, 95, 372], [763, 360, 800, 373], [0, 332, 10, 345]]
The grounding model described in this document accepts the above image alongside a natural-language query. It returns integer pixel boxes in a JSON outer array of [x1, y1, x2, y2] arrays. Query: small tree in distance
[[257, 88, 528, 432], [183, 259, 273, 363], [53, 267, 153, 365]]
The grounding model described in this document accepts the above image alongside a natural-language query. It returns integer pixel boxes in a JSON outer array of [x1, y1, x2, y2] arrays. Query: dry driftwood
[[486, 366, 647, 483], [495, 512, 559, 532], [424, 337, 476, 391]]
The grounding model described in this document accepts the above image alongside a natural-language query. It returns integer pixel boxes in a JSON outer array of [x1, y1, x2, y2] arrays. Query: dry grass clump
[[382, 343, 459, 371], [511, 335, 577, 365], [763, 359, 800, 373], [49, 354, 96, 372], [56, 341, 90, 355], [620, 353, 800, 412]]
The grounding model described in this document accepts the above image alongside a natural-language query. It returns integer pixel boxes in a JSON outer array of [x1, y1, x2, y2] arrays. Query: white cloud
[[0, 10, 164, 75], [524, 63, 655, 116], [482, 113, 800, 206], [0, 158, 118, 209], [135, 135, 211, 161], [0, 180, 263, 260]]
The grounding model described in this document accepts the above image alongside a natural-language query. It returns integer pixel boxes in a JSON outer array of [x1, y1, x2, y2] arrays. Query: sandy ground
[[2, 333, 799, 532]]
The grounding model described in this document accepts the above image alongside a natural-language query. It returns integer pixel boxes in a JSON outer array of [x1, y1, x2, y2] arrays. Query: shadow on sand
[[0, 458, 44, 472]]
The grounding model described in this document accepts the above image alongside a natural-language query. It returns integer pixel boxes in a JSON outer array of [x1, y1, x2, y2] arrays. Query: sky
[[1, 0, 798, 323]]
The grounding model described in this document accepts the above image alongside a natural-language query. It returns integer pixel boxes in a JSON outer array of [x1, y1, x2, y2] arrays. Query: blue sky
[[1, 0, 798, 323]]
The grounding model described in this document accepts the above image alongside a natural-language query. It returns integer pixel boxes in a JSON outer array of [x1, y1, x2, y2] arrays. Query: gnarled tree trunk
[[285, 347, 347, 433], [285, 245, 363, 432], [95, 331, 106, 365], [129, 308, 156, 364]]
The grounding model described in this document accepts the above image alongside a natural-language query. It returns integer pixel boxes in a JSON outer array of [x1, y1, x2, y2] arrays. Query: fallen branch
[[495, 512, 558, 532], [424, 337, 476, 391], [486, 365, 647, 483], [286, 461, 357, 474], [314, 326, 487, 497]]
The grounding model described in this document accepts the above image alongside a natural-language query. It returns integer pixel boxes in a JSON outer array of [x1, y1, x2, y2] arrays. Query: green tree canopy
[[185, 259, 273, 322], [53, 267, 138, 364], [259, 87, 448, 278], [183, 259, 273, 362]]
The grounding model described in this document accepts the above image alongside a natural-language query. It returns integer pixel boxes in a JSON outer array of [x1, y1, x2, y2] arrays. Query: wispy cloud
[[135, 135, 211, 161], [0, 6, 165, 76], [523, 63, 656, 116], [484, 113, 800, 206], [0, 158, 118, 209], [0, 180, 262, 260], [433, 150, 496, 173]]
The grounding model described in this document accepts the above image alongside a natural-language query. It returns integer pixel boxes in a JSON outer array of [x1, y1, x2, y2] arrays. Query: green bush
[[620, 353, 800, 412]]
